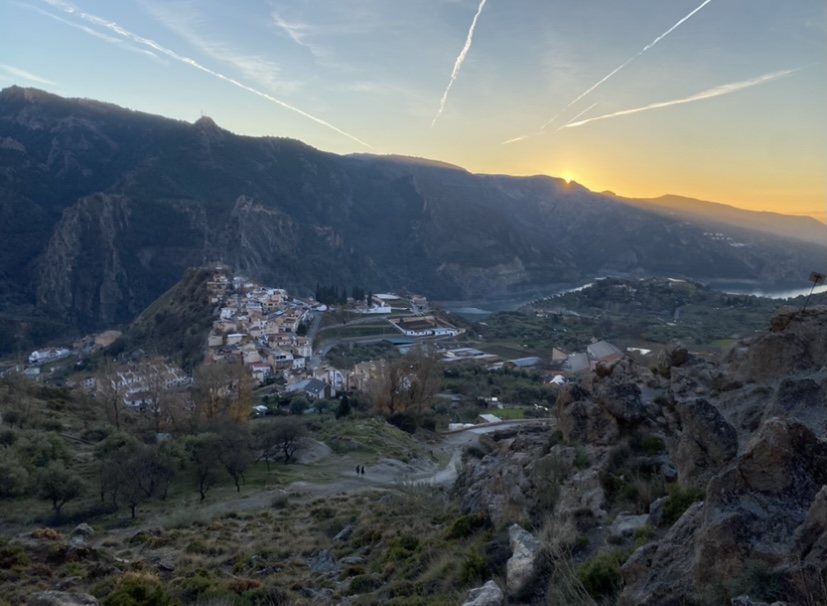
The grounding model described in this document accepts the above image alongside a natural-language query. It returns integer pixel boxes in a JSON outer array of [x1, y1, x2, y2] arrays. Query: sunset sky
[[2, 0, 825, 221]]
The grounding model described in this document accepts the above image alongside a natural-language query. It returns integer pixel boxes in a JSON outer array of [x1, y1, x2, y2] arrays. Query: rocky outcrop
[[673, 398, 738, 489], [621, 417, 827, 605], [461, 580, 504, 606], [28, 592, 100, 606], [724, 305, 827, 382], [458, 426, 548, 526], [506, 524, 541, 597], [557, 399, 619, 446]]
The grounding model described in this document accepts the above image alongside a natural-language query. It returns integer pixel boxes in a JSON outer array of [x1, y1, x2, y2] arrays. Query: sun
[[564, 177, 571, 184]]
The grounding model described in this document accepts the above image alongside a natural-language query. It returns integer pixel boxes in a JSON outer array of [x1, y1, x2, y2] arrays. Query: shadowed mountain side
[[1, 85, 825, 334], [607, 192, 827, 246]]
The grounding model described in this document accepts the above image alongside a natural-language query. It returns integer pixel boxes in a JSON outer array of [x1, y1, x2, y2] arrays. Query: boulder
[[307, 550, 338, 574], [596, 382, 647, 423], [506, 524, 541, 596], [724, 305, 827, 382], [674, 398, 737, 489], [557, 399, 619, 446], [556, 468, 608, 521], [461, 580, 504, 606], [28, 592, 100, 606], [618, 502, 704, 605], [608, 513, 649, 541], [658, 340, 690, 370], [71, 524, 95, 538], [692, 418, 827, 590]]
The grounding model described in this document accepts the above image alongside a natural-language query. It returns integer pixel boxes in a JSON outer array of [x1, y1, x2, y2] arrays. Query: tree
[[186, 433, 224, 501], [289, 396, 309, 416], [37, 462, 85, 516], [96, 433, 179, 517], [214, 424, 252, 492], [252, 418, 306, 466], [335, 396, 351, 419], [365, 345, 442, 421], [0, 455, 29, 497], [96, 358, 126, 431]]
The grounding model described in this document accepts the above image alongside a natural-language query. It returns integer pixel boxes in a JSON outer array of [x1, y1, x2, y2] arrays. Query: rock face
[[620, 417, 827, 605], [673, 398, 738, 489], [557, 399, 619, 446], [506, 524, 541, 597], [724, 305, 827, 382], [28, 592, 100, 606], [461, 580, 504, 606]]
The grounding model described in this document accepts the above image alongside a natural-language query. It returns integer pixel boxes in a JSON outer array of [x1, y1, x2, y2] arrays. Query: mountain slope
[[1, 86, 825, 335], [608, 192, 827, 246]]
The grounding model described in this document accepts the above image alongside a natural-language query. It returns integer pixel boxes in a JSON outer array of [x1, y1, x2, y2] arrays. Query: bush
[[730, 560, 781, 602], [459, 550, 488, 585], [348, 574, 381, 595], [576, 549, 630, 599], [445, 514, 487, 539], [663, 484, 704, 525], [102, 572, 180, 606], [271, 494, 289, 509]]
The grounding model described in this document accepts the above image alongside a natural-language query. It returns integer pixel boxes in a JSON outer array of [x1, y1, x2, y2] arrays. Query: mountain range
[[0, 86, 825, 345]]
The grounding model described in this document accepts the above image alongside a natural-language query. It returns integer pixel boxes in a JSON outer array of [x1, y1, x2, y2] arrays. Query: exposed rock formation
[[461, 580, 504, 606], [506, 524, 541, 597], [673, 398, 738, 489], [621, 416, 827, 605], [28, 592, 100, 606]]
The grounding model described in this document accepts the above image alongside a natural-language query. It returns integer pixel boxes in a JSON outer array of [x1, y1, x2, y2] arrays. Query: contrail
[[562, 68, 800, 129], [432, 0, 488, 127], [38, 0, 373, 149], [556, 102, 597, 131], [562, 0, 715, 111]]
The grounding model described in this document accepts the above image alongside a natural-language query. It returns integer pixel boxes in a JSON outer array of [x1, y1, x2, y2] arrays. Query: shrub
[[730, 560, 781, 602], [348, 574, 381, 595], [663, 484, 704, 525], [459, 550, 488, 585], [271, 494, 289, 509], [0, 538, 30, 570], [445, 514, 487, 540], [102, 572, 180, 606], [576, 549, 630, 599]]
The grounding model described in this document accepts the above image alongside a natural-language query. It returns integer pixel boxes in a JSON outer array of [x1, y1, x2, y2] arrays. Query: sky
[[1, 0, 825, 222]]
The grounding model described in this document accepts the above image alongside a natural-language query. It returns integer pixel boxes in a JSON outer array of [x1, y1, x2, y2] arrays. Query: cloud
[[557, 102, 597, 131], [431, 0, 488, 127], [271, 13, 327, 59], [144, 1, 299, 95], [37, 0, 373, 149], [23, 3, 159, 60], [0, 63, 55, 85], [561, 0, 716, 112], [562, 68, 801, 129]]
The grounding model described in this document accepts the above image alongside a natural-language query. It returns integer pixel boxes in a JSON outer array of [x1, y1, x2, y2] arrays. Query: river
[[439, 279, 827, 321]]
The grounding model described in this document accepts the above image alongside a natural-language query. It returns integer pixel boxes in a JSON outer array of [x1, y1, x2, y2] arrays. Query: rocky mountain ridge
[[1, 85, 825, 338], [455, 304, 827, 604]]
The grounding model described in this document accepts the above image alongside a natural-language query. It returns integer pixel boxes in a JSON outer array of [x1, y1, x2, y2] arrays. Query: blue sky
[[1, 0, 825, 220]]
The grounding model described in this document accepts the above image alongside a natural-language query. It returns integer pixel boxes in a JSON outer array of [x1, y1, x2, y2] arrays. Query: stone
[[506, 524, 541, 596], [674, 398, 738, 489], [461, 580, 504, 606], [334, 524, 354, 542], [71, 523, 95, 538], [307, 549, 338, 574], [658, 340, 690, 370], [608, 513, 649, 541], [28, 592, 100, 606], [557, 399, 619, 446], [648, 496, 668, 527]]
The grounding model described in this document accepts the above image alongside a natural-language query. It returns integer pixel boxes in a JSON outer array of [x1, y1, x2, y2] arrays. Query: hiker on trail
[[360, 466, 365, 475]]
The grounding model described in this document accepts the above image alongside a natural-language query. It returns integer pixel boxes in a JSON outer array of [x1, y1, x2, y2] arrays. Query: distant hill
[[0, 86, 825, 341], [107, 266, 214, 371], [607, 193, 827, 246]]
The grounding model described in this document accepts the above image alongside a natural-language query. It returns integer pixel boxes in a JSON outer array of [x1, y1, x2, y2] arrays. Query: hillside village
[[7, 266, 641, 420]]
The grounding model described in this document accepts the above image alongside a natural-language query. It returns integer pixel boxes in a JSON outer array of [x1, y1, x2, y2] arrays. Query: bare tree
[[365, 345, 443, 418]]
